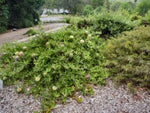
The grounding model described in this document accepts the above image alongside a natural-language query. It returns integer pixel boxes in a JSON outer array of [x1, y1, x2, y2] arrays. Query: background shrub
[[103, 26, 150, 91], [82, 5, 94, 16], [92, 12, 133, 38], [135, 0, 150, 16], [110, 1, 121, 11], [119, 2, 134, 13], [74, 11, 135, 38]]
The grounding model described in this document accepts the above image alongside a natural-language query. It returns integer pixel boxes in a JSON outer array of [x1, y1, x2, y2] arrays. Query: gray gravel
[[0, 80, 150, 113], [52, 80, 150, 113], [0, 86, 41, 113]]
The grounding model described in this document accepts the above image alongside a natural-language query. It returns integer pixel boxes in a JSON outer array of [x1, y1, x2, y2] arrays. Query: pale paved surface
[[0, 23, 66, 47]]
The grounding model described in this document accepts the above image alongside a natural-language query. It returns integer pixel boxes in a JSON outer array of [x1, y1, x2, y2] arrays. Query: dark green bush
[[0, 0, 8, 33], [93, 17, 133, 38], [103, 26, 150, 91], [7, 0, 44, 29], [75, 11, 133, 38], [82, 5, 94, 16], [119, 2, 134, 13], [135, 0, 150, 16], [110, 1, 121, 11]]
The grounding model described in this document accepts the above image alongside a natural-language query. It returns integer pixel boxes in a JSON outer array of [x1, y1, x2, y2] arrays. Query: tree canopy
[[0, 0, 45, 33]]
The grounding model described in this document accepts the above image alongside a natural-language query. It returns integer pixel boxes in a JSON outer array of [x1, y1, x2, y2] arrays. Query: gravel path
[[0, 80, 150, 113], [52, 80, 150, 113], [0, 86, 41, 113]]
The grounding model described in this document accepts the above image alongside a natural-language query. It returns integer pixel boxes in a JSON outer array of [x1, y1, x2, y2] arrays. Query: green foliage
[[0, 0, 9, 33], [71, 10, 135, 38], [92, 12, 133, 38], [82, 5, 94, 16], [24, 28, 39, 36], [94, 6, 102, 13], [143, 10, 150, 24], [135, 0, 150, 16], [110, 1, 121, 11], [0, 27, 108, 110], [111, 1, 134, 13], [91, 0, 104, 8], [119, 2, 134, 12], [103, 26, 150, 91]]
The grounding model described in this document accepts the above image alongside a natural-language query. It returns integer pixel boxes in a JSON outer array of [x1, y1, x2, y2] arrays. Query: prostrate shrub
[[102, 26, 150, 92], [0, 27, 108, 111]]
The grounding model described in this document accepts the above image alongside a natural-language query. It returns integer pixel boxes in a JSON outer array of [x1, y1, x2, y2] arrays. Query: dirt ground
[[0, 23, 66, 47]]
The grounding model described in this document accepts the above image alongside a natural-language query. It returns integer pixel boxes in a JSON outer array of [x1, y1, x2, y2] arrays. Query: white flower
[[15, 52, 19, 55], [13, 55, 19, 60], [27, 88, 30, 91], [80, 39, 85, 44], [60, 43, 65, 47], [88, 34, 92, 38], [3, 76, 7, 80], [70, 35, 74, 39], [3, 52, 7, 55], [17, 87, 22, 93], [52, 86, 57, 91], [35, 76, 40, 82], [46, 42, 49, 47], [31, 53, 37, 57], [85, 30, 89, 34], [18, 51, 24, 56], [43, 72, 47, 76], [69, 53, 74, 57], [23, 46, 27, 50]]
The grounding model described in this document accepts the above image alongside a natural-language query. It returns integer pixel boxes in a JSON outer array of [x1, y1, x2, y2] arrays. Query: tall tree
[[8, 0, 45, 28]]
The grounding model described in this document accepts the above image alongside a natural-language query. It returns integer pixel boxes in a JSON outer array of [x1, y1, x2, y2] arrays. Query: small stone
[[0, 79, 3, 89]]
